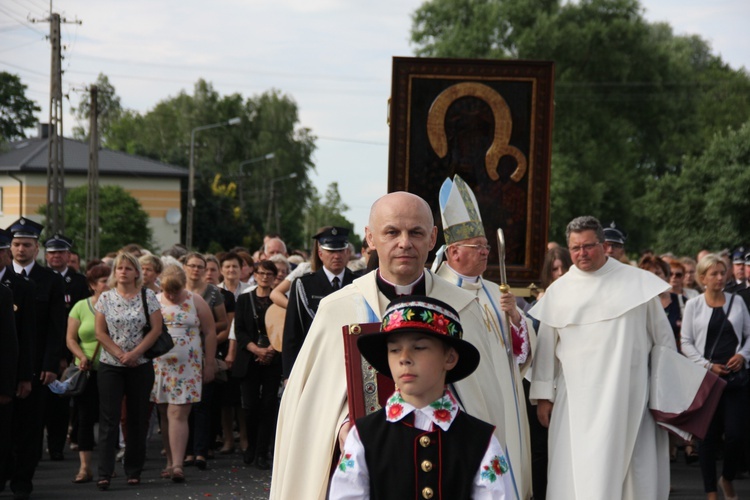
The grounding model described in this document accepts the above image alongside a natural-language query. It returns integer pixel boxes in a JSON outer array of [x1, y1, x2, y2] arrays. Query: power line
[[0, 4, 46, 36], [317, 136, 387, 146], [70, 53, 386, 85]]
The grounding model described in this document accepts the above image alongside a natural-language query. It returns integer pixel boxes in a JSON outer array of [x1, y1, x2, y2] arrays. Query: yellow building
[[0, 127, 187, 252]]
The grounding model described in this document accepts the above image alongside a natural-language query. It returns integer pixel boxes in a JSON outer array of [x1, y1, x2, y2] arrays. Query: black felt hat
[[356, 295, 480, 384]]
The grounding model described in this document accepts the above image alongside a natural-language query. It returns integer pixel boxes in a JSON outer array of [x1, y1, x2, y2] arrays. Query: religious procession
[[3, 170, 750, 500], [2, 2, 750, 497]]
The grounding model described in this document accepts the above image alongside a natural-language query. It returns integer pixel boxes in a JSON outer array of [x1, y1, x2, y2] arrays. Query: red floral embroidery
[[388, 403, 404, 419], [433, 409, 451, 422], [431, 313, 449, 330], [492, 458, 502, 475]]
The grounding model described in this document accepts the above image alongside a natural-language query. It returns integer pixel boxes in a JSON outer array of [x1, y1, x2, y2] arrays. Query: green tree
[[103, 79, 317, 251], [71, 73, 124, 145], [643, 121, 750, 255], [410, 0, 750, 250], [303, 182, 362, 251], [39, 185, 154, 255], [0, 72, 40, 142]]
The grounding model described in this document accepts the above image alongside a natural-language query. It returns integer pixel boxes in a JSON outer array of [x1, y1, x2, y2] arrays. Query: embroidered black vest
[[356, 408, 495, 499]]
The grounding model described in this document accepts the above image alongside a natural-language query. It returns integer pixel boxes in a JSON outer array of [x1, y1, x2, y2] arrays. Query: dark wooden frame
[[388, 57, 554, 285]]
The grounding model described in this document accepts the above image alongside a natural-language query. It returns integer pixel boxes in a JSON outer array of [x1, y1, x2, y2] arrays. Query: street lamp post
[[186, 117, 241, 249], [266, 172, 298, 233], [237, 152, 275, 210]]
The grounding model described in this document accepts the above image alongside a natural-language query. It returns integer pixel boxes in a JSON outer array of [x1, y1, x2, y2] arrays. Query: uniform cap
[[0, 228, 11, 249], [44, 234, 73, 252], [313, 226, 349, 251], [7, 217, 44, 239], [732, 247, 746, 264], [603, 221, 627, 245]]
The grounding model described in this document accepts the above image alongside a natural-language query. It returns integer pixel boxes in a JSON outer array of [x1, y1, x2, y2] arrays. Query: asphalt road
[[3, 438, 750, 499]]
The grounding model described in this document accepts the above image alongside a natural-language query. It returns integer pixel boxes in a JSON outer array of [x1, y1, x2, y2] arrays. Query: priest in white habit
[[271, 192, 521, 500], [529, 215, 676, 500], [434, 174, 535, 499]]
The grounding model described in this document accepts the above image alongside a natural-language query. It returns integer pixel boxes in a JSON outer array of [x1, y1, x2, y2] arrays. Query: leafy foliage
[[88, 77, 357, 252], [39, 185, 153, 255], [644, 122, 750, 255], [410, 0, 750, 252], [0, 72, 40, 142]]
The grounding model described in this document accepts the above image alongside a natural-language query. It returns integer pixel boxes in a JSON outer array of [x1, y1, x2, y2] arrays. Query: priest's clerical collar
[[376, 270, 426, 301], [445, 263, 479, 284]]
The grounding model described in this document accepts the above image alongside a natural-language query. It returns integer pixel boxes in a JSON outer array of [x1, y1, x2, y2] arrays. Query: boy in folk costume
[[330, 296, 513, 499]]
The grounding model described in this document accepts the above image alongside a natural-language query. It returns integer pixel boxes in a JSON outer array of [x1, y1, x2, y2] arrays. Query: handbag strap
[[708, 292, 736, 361], [247, 290, 264, 339], [141, 287, 152, 331], [84, 297, 102, 362]]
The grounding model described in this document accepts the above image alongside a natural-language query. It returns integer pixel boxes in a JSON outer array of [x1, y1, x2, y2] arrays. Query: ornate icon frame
[[388, 57, 554, 285]]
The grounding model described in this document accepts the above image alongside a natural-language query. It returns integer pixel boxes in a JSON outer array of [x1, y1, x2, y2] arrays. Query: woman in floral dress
[[151, 265, 216, 482]]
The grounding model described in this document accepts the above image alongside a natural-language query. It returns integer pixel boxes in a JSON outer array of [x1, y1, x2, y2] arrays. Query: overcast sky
[[2, 0, 748, 239]]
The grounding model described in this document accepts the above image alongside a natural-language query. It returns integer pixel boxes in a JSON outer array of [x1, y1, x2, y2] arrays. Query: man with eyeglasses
[[529, 215, 676, 500], [434, 175, 534, 499]]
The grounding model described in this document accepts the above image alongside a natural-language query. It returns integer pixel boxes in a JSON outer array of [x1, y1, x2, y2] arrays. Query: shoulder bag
[[141, 288, 175, 359]]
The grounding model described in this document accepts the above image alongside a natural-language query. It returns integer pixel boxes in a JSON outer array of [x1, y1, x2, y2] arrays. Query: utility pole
[[48, 12, 64, 234], [31, 8, 82, 235], [86, 85, 100, 262]]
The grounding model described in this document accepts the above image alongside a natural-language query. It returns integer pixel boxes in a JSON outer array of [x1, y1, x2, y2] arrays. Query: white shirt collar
[[384, 388, 460, 432], [378, 271, 425, 296], [13, 261, 34, 276], [445, 263, 479, 283], [322, 266, 346, 285]]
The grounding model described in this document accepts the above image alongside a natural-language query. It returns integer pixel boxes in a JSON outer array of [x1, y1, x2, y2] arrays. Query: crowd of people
[[1, 181, 749, 499]]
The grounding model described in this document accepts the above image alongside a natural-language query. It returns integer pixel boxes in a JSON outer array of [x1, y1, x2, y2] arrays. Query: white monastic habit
[[270, 270, 513, 500], [529, 257, 675, 500], [437, 263, 535, 500]]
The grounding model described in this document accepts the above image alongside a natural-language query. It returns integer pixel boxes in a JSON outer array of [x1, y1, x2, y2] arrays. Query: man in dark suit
[[4, 218, 66, 499], [282, 227, 355, 379], [42, 234, 91, 460], [0, 227, 30, 497]]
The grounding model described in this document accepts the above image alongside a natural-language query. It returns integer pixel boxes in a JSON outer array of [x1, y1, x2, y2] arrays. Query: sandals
[[171, 466, 185, 483], [127, 477, 140, 486], [72, 471, 92, 484], [96, 478, 110, 491], [160, 467, 173, 479]]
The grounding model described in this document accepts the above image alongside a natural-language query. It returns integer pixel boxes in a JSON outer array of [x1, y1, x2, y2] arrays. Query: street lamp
[[237, 152, 275, 209], [266, 172, 298, 233], [186, 117, 241, 249]]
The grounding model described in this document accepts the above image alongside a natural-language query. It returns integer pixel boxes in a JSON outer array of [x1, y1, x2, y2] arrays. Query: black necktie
[[20, 269, 27, 277], [332, 277, 340, 290]]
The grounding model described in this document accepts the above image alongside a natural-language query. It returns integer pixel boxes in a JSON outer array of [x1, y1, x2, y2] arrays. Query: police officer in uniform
[[43, 234, 91, 461], [0, 227, 35, 497], [282, 226, 355, 379], [4, 218, 66, 499]]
